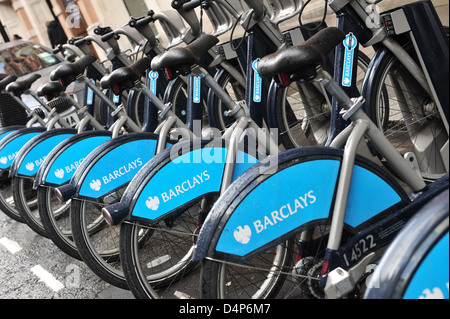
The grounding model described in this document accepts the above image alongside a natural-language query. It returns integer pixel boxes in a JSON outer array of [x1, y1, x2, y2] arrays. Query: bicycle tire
[[163, 77, 189, 125], [0, 174, 24, 223], [68, 132, 169, 290], [120, 199, 209, 299], [199, 148, 410, 299], [367, 31, 449, 182], [12, 176, 47, 237], [272, 53, 370, 149], [201, 239, 295, 299], [38, 186, 81, 260], [118, 138, 262, 299], [71, 193, 129, 290], [207, 68, 246, 132]]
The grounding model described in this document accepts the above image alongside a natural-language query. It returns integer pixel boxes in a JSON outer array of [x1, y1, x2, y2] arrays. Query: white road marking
[[0, 237, 23, 254], [174, 291, 195, 299], [147, 254, 171, 268], [30, 265, 65, 292]]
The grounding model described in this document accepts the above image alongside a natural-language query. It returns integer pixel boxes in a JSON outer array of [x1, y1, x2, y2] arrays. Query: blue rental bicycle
[[194, 19, 447, 298], [0, 73, 76, 223], [53, 4, 244, 288]]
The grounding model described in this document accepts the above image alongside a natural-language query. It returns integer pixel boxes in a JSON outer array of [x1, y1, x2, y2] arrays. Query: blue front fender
[[66, 132, 166, 202], [0, 127, 46, 171], [193, 147, 409, 262], [34, 130, 112, 188], [9, 128, 76, 178], [109, 139, 260, 226]]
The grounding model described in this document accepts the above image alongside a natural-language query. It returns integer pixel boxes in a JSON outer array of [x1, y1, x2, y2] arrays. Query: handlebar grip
[[130, 16, 154, 28], [171, 0, 185, 9], [74, 38, 88, 47], [68, 37, 83, 45], [94, 26, 113, 36], [101, 31, 116, 42], [52, 45, 62, 54], [128, 16, 157, 47]]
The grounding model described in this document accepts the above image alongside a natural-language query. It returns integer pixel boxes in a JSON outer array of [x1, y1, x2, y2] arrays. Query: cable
[[299, 0, 329, 32], [230, 10, 254, 52]]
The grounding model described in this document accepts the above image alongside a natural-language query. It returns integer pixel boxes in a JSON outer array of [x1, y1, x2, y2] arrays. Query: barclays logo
[[1, 152, 18, 165], [419, 286, 449, 299], [26, 162, 35, 171], [55, 168, 65, 179], [90, 179, 101, 191], [146, 196, 160, 211], [144, 170, 211, 212], [87, 158, 143, 192], [233, 190, 317, 245], [25, 157, 46, 172], [234, 225, 252, 245]]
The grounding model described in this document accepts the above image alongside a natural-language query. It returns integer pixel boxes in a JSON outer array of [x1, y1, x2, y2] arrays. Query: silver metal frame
[[134, 64, 279, 193], [75, 73, 142, 137], [331, 0, 448, 180], [312, 68, 427, 297]]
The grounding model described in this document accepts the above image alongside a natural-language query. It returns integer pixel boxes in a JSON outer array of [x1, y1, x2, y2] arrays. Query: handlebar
[[244, 0, 265, 21], [94, 26, 113, 36], [52, 45, 63, 54], [171, 0, 202, 38], [129, 16, 154, 28], [184, 0, 203, 11], [171, 0, 203, 11], [68, 37, 84, 45], [101, 31, 119, 43], [127, 15, 158, 49], [74, 37, 90, 47]]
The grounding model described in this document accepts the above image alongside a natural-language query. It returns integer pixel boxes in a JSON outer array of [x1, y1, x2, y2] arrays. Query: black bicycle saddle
[[151, 34, 219, 74], [100, 57, 151, 93], [37, 81, 65, 100], [258, 27, 346, 79], [0, 75, 17, 91], [6, 73, 41, 97], [50, 55, 97, 87]]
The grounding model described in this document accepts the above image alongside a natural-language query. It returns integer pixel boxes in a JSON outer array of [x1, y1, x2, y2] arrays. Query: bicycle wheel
[[118, 138, 261, 299], [12, 176, 47, 237], [199, 148, 410, 299], [38, 186, 81, 259], [71, 195, 128, 289], [208, 68, 246, 132], [0, 174, 24, 223], [163, 77, 189, 125], [201, 239, 295, 299], [369, 36, 449, 182], [273, 53, 370, 149], [127, 76, 191, 131], [120, 197, 214, 299]]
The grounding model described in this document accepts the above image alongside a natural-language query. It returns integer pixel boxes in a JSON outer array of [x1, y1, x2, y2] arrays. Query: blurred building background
[[0, 0, 448, 51]]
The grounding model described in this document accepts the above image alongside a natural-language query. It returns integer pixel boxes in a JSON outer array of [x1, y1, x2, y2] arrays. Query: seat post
[[315, 68, 354, 111], [192, 66, 250, 122], [76, 74, 118, 112]]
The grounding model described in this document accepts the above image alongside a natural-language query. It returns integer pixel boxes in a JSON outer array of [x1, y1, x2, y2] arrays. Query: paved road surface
[[0, 209, 134, 299]]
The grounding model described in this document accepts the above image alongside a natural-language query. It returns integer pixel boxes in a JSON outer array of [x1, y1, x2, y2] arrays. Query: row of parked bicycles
[[0, 0, 448, 299]]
